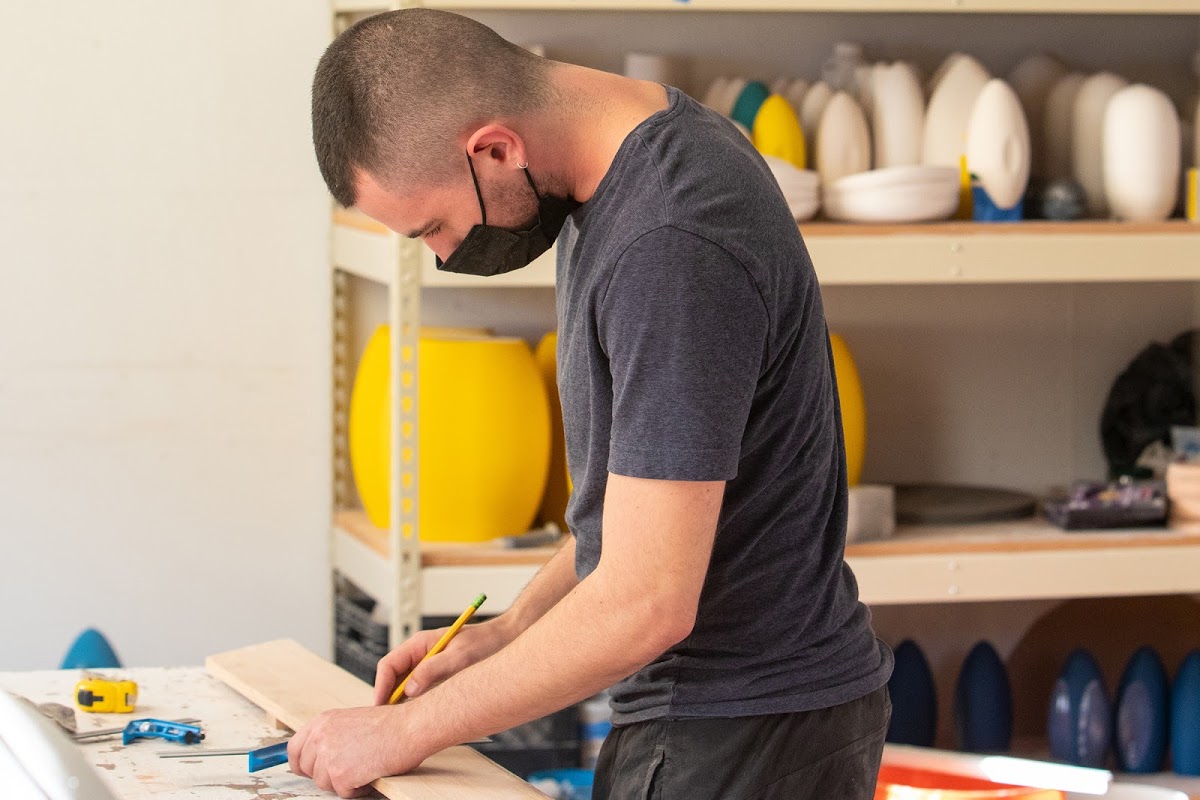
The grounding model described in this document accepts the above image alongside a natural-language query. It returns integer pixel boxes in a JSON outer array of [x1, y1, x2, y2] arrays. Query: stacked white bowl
[[762, 155, 821, 221], [823, 166, 960, 223]]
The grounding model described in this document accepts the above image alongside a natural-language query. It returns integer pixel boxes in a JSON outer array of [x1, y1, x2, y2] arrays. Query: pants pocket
[[641, 745, 666, 800]]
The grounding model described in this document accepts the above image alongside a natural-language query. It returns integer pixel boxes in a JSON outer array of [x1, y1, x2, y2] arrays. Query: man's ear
[[465, 124, 526, 169]]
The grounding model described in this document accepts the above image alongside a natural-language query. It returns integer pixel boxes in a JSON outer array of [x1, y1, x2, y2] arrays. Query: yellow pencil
[[387, 593, 487, 704]]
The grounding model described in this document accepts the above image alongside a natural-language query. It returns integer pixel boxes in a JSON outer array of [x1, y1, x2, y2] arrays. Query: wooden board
[[206, 639, 547, 800], [335, 510, 564, 567]]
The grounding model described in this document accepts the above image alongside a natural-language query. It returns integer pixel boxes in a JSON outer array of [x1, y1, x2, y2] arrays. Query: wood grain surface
[[206, 639, 547, 800]]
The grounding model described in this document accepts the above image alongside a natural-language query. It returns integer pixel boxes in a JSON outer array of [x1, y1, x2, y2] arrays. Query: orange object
[[829, 333, 866, 487], [535, 332, 571, 529], [956, 154, 975, 220], [875, 765, 1063, 800]]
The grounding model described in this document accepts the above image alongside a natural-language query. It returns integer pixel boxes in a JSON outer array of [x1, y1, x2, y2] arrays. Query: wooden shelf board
[[803, 220, 1196, 237], [846, 519, 1200, 557], [339, 508, 1200, 563], [336, 507, 1200, 606], [848, 519, 1200, 605], [805, 220, 1200, 284], [334, 509, 565, 566], [421, 0, 1199, 13], [332, 212, 1200, 287]]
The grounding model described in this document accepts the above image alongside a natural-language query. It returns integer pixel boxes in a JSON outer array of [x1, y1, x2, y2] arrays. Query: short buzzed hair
[[312, 9, 555, 207]]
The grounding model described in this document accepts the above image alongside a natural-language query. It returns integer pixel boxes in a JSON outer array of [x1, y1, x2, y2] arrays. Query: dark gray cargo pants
[[592, 686, 890, 800]]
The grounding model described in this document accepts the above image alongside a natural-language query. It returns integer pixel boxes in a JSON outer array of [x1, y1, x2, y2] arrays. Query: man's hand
[[373, 615, 517, 704], [286, 705, 425, 798]]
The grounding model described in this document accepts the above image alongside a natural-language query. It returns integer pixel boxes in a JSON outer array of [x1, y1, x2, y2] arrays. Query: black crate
[[471, 745, 581, 779], [469, 705, 580, 778], [334, 635, 383, 685], [334, 578, 390, 650]]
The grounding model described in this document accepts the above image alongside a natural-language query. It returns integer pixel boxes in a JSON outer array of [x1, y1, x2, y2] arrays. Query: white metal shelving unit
[[328, 0, 1200, 652]]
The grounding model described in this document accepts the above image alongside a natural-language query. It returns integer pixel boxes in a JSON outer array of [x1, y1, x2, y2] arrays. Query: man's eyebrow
[[404, 220, 438, 239]]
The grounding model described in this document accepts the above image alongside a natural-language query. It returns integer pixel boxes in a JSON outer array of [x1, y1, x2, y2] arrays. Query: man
[[294, 9, 892, 798]]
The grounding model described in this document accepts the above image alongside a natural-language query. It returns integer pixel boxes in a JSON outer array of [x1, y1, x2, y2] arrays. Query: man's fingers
[[373, 630, 445, 704], [287, 724, 311, 776], [405, 648, 467, 698], [373, 639, 427, 704]]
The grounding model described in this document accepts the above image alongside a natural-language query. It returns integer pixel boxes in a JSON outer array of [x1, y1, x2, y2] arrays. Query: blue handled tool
[[248, 741, 290, 772], [122, 719, 204, 745], [156, 740, 290, 772]]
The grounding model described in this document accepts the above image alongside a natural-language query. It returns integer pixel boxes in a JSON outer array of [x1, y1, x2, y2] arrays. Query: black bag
[[1100, 330, 1198, 477]]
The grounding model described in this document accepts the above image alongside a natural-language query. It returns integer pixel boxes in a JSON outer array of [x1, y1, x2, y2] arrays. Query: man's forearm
[[497, 534, 580, 637], [409, 565, 671, 755]]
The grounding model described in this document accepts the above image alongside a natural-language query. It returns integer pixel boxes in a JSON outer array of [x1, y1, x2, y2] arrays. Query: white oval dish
[[702, 77, 729, 110], [716, 77, 748, 118], [923, 53, 990, 168], [966, 79, 1031, 210], [928, 52, 966, 97], [817, 91, 872, 185], [1072, 71, 1129, 217], [800, 82, 833, 146], [1043, 72, 1086, 179], [1103, 84, 1181, 222], [1007, 53, 1068, 177], [872, 62, 925, 168], [785, 78, 811, 119], [1193, 94, 1200, 169], [856, 63, 876, 116]]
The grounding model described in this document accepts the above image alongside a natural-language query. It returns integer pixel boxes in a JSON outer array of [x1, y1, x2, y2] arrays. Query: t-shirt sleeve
[[599, 226, 769, 481]]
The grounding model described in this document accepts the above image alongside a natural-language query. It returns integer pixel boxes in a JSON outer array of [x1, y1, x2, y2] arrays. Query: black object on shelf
[[895, 484, 1037, 525], [1100, 329, 1197, 478], [1042, 479, 1168, 531]]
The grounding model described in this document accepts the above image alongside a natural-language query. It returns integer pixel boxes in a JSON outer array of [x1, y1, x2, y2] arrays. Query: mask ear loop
[[465, 151, 488, 225], [518, 161, 543, 201]]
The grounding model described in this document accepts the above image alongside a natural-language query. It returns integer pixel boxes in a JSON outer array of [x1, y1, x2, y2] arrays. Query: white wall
[[0, 1, 332, 670]]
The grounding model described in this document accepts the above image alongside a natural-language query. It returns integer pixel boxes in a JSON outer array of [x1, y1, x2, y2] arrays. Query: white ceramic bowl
[[830, 165, 958, 194], [823, 180, 959, 223]]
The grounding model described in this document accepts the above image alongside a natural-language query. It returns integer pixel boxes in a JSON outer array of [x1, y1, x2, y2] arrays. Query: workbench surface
[[0, 666, 331, 799]]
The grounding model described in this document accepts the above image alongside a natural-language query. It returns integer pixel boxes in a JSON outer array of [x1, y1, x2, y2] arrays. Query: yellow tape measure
[[75, 677, 138, 713]]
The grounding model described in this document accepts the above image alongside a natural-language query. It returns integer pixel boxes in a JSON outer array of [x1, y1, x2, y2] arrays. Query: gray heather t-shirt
[[556, 86, 892, 726]]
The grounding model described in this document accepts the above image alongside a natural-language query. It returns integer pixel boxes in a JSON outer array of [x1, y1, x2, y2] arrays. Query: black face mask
[[435, 152, 580, 277]]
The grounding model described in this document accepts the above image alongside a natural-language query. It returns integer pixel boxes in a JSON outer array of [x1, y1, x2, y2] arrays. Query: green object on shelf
[[729, 80, 770, 131]]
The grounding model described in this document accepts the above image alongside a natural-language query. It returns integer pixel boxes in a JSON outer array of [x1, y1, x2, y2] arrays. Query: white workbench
[[0, 666, 332, 799]]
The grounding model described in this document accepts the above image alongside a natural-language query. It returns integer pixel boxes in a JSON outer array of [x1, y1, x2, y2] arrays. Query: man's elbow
[[637, 593, 699, 655]]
